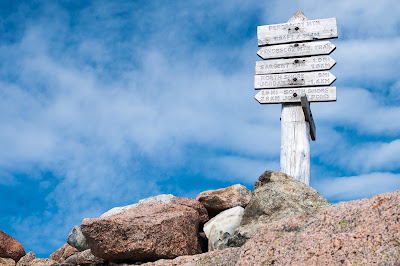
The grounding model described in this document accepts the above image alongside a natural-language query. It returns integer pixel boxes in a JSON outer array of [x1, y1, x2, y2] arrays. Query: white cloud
[[315, 172, 400, 202], [344, 139, 400, 173]]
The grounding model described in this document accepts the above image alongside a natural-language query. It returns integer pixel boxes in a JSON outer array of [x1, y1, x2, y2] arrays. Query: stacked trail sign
[[254, 11, 338, 185]]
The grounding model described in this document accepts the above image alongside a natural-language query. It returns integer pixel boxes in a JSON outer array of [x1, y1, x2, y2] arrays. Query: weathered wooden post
[[254, 11, 338, 185]]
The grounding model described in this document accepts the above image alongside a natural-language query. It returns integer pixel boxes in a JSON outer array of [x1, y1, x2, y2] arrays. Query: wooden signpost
[[254, 11, 337, 185]]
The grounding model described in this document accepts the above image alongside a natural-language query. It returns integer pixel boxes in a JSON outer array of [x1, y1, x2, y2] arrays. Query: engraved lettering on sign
[[254, 87, 337, 104], [255, 71, 336, 89], [255, 56, 335, 74], [258, 18, 338, 46], [257, 41, 336, 60]]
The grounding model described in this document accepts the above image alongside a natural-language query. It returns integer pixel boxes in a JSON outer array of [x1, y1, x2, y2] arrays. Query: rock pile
[[1, 171, 399, 265]]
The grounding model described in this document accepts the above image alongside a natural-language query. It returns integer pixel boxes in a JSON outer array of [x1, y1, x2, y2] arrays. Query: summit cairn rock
[[196, 184, 251, 217], [0, 230, 26, 262], [81, 202, 202, 263], [100, 194, 209, 224], [203, 206, 244, 251], [142, 247, 241, 266], [0, 258, 15, 266], [237, 191, 400, 265], [16, 251, 35, 266], [67, 225, 89, 251], [49, 243, 79, 262], [231, 171, 330, 246]]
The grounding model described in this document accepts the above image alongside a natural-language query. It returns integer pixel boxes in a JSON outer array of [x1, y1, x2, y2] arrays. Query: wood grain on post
[[280, 103, 310, 185]]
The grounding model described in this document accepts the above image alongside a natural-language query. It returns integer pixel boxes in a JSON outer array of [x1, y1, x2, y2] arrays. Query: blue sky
[[1, 0, 400, 258]]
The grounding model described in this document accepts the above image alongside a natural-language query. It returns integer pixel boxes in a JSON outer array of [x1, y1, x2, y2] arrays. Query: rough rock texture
[[169, 197, 209, 225], [100, 203, 138, 218], [203, 206, 244, 251], [196, 184, 251, 217], [138, 194, 175, 204], [237, 191, 400, 265], [232, 171, 330, 246], [76, 249, 105, 265], [0, 258, 15, 266], [67, 225, 89, 251], [142, 247, 241, 266], [0, 231, 25, 263], [16, 252, 35, 266], [100, 194, 208, 224], [63, 254, 77, 264], [29, 259, 57, 266], [81, 202, 202, 263], [49, 243, 79, 262]]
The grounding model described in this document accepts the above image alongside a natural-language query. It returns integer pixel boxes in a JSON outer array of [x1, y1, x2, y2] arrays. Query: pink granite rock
[[0, 231, 25, 262], [49, 243, 79, 262], [230, 171, 330, 246], [237, 190, 400, 265], [15, 251, 35, 266], [142, 247, 241, 266], [196, 184, 251, 217], [76, 249, 105, 265], [101, 194, 209, 225], [0, 258, 15, 266], [81, 202, 202, 263], [170, 197, 209, 225], [29, 259, 57, 266]]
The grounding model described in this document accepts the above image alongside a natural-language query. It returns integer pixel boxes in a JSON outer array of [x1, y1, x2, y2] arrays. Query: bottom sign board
[[255, 87, 336, 104]]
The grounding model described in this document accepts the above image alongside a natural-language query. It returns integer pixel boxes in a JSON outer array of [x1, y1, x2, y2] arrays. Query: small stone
[[29, 259, 57, 266], [67, 225, 89, 251], [16, 252, 35, 266], [203, 206, 244, 251], [0, 258, 15, 266], [141, 247, 241, 266], [49, 243, 79, 262], [76, 249, 105, 265], [196, 184, 251, 217], [63, 254, 77, 264]]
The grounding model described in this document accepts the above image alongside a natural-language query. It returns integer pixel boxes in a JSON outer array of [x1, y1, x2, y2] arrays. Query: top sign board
[[257, 18, 338, 46]]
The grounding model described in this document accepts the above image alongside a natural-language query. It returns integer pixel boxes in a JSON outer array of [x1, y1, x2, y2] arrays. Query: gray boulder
[[67, 225, 89, 252], [230, 170, 330, 246]]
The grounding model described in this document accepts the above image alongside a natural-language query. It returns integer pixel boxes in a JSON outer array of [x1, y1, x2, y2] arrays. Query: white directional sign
[[257, 41, 336, 60], [258, 17, 338, 46], [254, 71, 336, 89], [255, 55, 336, 74], [254, 87, 336, 104]]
